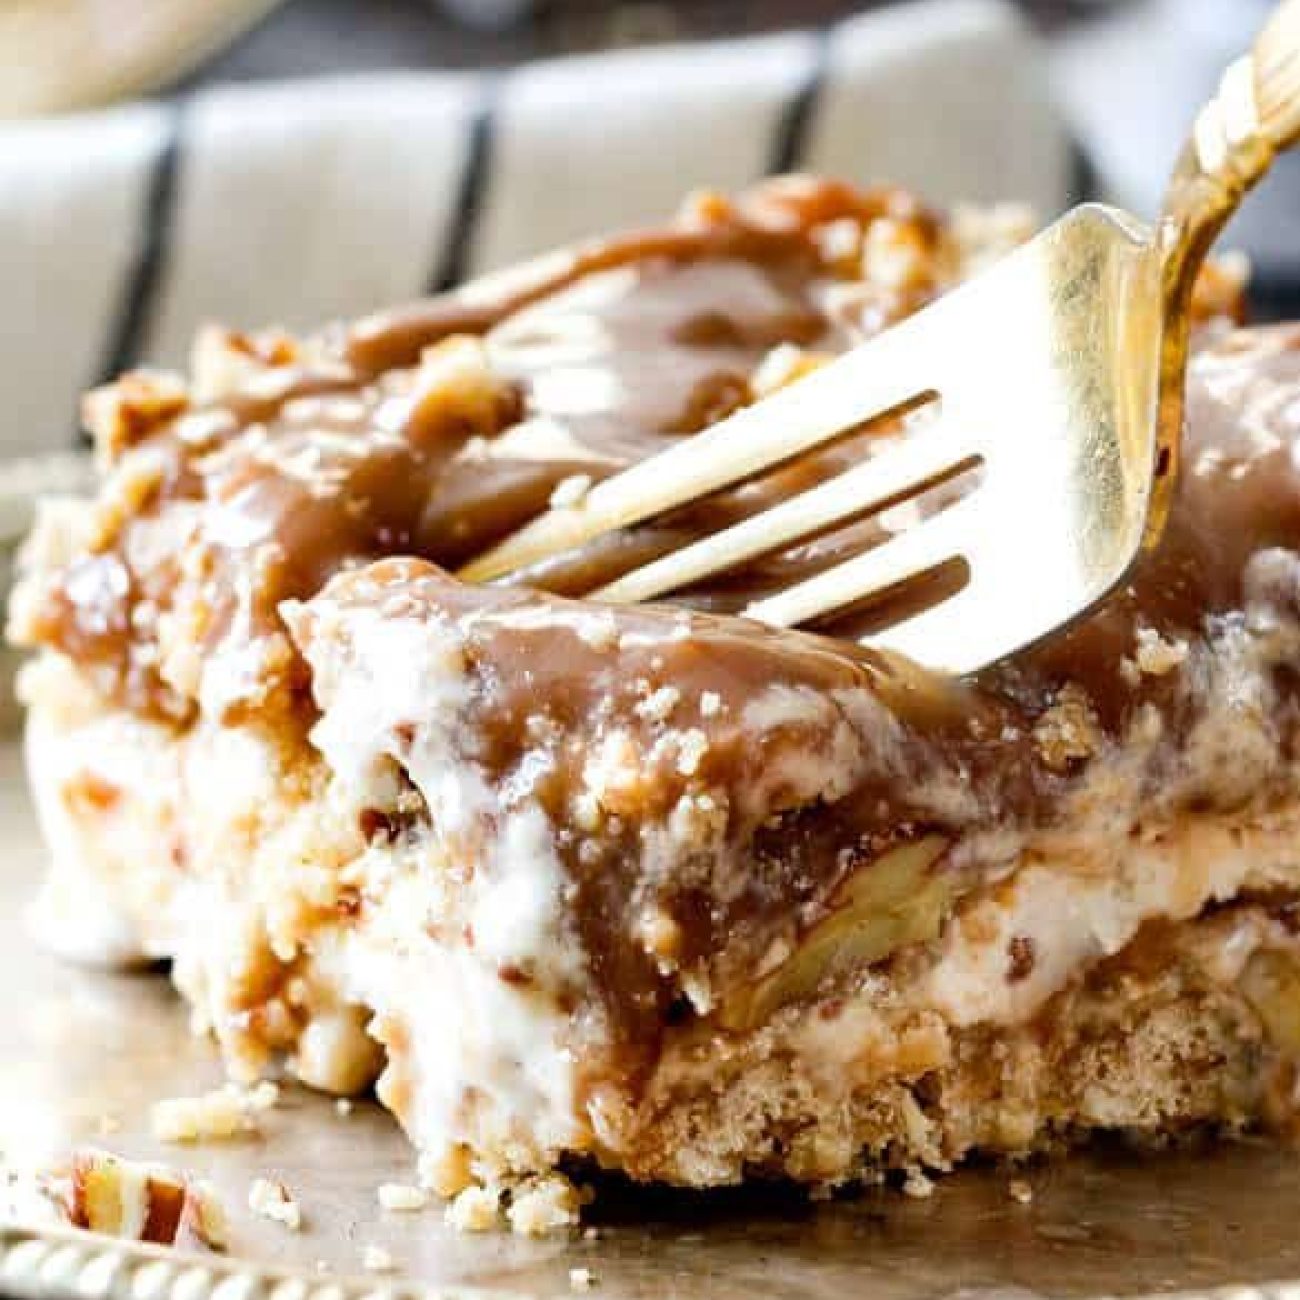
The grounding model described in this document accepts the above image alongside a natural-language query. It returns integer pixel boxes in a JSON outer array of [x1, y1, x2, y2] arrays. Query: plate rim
[[0, 1220, 542, 1300]]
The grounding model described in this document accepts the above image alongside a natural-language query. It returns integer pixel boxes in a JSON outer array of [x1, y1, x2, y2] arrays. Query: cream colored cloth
[[0, 0, 1068, 461]]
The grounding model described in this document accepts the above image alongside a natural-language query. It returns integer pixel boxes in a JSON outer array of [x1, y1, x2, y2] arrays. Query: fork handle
[[1160, 0, 1300, 292], [1146, 0, 1300, 544], [1254, 0, 1300, 156]]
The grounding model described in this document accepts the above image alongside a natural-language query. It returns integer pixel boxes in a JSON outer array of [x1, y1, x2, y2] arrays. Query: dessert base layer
[[23, 653, 1300, 1195]]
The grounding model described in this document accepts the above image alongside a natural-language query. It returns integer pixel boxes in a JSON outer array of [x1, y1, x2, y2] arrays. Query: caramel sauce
[[18, 180, 940, 720], [18, 178, 1300, 756]]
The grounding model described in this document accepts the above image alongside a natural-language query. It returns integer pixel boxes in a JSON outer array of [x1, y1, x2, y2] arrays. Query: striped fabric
[[0, 0, 1069, 459]]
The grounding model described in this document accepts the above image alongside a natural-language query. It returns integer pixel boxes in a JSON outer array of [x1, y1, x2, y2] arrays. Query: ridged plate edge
[[0, 1222, 533, 1300], [6, 1220, 1300, 1300]]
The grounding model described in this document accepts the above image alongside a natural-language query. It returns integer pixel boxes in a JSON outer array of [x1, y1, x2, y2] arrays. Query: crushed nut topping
[[83, 370, 189, 466], [1033, 684, 1102, 772], [1134, 626, 1190, 677]]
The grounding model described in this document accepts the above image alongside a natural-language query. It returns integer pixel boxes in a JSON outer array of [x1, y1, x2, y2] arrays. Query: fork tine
[[864, 572, 1011, 673], [593, 420, 981, 604], [743, 491, 981, 632], [457, 320, 943, 584]]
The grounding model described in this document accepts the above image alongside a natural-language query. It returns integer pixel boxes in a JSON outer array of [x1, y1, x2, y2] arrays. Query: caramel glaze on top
[[13, 174, 1300, 1060], [18, 178, 949, 722]]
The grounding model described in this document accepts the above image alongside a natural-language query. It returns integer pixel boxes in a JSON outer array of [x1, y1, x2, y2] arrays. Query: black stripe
[[427, 75, 501, 295], [1248, 271, 1300, 323], [766, 26, 832, 176], [93, 102, 185, 392], [1068, 139, 1100, 206]]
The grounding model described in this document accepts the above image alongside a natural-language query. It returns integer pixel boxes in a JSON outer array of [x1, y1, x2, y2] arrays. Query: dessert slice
[[10, 177, 1300, 1219]]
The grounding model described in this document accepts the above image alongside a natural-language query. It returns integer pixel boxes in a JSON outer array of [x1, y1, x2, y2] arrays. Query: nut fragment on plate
[[247, 1177, 302, 1231], [151, 1081, 278, 1143], [506, 1174, 586, 1236], [67, 1149, 226, 1248], [377, 1181, 428, 1211]]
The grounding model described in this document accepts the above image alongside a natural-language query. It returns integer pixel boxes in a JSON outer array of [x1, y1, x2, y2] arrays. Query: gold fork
[[461, 1, 1300, 675]]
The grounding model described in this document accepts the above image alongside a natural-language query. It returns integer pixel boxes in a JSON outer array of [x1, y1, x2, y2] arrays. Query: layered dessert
[[10, 177, 1300, 1223]]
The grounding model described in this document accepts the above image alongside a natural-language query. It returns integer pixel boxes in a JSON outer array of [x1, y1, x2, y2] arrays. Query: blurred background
[[3, 0, 1297, 304], [0, 1, 1109, 103]]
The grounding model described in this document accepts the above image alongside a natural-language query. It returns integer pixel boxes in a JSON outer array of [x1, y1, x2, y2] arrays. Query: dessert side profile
[[11, 176, 1300, 1226]]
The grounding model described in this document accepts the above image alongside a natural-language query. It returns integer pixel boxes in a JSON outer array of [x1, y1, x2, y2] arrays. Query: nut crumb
[[668, 791, 726, 850], [524, 713, 559, 745], [362, 1244, 396, 1273], [635, 685, 681, 723], [699, 691, 723, 718], [83, 369, 189, 464], [681, 970, 715, 1015], [862, 216, 933, 291], [183, 1184, 229, 1251], [151, 1084, 267, 1143], [902, 1169, 935, 1199], [1008, 1179, 1034, 1205], [335, 1098, 354, 1117], [244, 1081, 280, 1112], [569, 1267, 598, 1291], [576, 613, 619, 652], [675, 728, 709, 776], [381, 336, 515, 447], [507, 1174, 583, 1236], [377, 1182, 428, 1212], [248, 1178, 302, 1231], [1033, 684, 1101, 772], [1134, 626, 1189, 677], [446, 1184, 501, 1232], [635, 906, 683, 965], [572, 790, 602, 833]]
